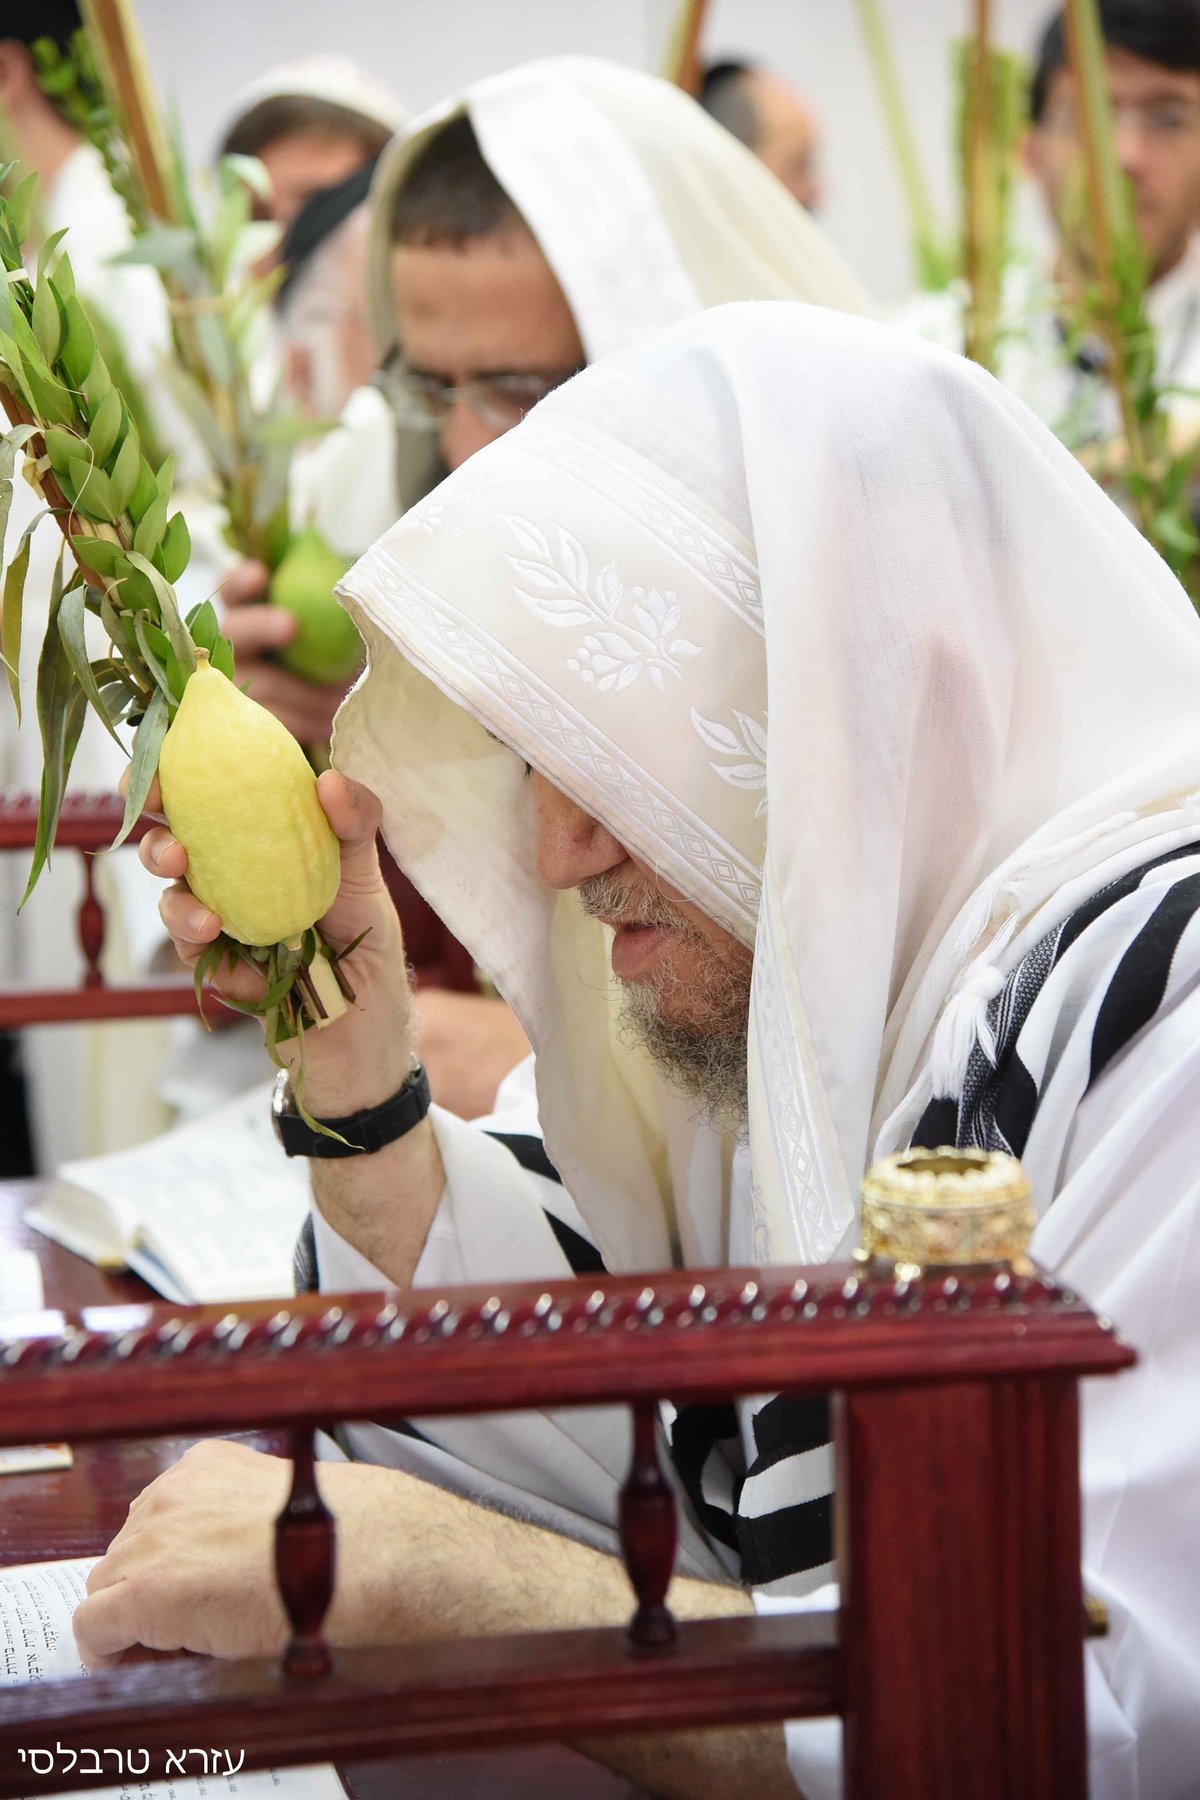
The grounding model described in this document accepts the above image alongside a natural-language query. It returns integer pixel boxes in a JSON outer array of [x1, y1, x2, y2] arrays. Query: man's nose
[[1113, 118, 1149, 183], [533, 776, 626, 890]]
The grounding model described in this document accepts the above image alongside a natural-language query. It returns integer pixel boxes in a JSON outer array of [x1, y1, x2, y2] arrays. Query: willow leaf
[[133, 612, 174, 706], [113, 688, 167, 848], [126, 550, 197, 672], [36, 228, 71, 283], [0, 508, 42, 720], [23, 558, 89, 900], [0, 422, 38, 570], [58, 578, 126, 746]]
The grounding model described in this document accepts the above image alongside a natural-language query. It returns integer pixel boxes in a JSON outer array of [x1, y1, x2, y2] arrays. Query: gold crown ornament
[[855, 1146, 1035, 1279]]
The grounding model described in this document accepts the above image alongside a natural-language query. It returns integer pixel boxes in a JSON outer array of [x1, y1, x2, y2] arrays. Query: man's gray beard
[[578, 872, 752, 1131]]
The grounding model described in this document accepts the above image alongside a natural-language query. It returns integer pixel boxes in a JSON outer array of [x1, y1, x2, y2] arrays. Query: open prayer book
[[26, 1085, 312, 1304], [0, 1558, 345, 1798]]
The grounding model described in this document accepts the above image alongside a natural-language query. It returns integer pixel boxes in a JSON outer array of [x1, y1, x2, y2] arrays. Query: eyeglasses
[[1043, 98, 1200, 142], [377, 353, 585, 432]]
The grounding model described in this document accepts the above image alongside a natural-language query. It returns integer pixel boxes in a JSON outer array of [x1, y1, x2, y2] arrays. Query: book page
[[0, 1558, 344, 1798], [28, 1083, 313, 1304]]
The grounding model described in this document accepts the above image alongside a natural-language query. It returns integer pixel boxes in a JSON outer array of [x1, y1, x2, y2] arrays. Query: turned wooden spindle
[[78, 853, 107, 988], [274, 1426, 337, 1679], [618, 1398, 678, 1648]]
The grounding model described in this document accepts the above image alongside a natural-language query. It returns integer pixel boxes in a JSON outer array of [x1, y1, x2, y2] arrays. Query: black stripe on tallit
[[750, 1394, 831, 1465], [736, 1496, 834, 1585], [483, 1130, 562, 1186], [1054, 841, 1200, 963], [1089, 873, 1200, 1086], [667, 1402, 742, 1551]]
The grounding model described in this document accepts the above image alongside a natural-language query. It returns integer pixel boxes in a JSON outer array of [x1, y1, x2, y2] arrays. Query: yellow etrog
[[158, 657, 341, 945]]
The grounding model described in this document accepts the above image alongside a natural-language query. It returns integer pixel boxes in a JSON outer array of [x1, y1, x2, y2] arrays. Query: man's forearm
[[343, 1469, 797, 1800]]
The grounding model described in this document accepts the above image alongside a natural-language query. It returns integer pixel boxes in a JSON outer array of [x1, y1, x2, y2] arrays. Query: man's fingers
[[159, 882, 220, 947], [219, 559, 270, 608], [73, 1580, 143, 1669], [139, 828, 186, 880], [241, 665, 346, 744], [225, 605, 297, 654], [317, 770, 382, 846]]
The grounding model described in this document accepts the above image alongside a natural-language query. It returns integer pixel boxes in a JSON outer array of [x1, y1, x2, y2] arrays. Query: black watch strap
[[271, 1059, 431, 1158]]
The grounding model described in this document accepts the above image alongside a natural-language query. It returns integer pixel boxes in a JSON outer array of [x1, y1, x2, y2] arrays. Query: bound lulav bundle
[[0, 174, 355, 1106]]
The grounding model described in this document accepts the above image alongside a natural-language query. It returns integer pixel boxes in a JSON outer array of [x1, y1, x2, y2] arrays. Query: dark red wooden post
[[78, 853, 106, 988], [274, 1426, 337, 1679], [837, 1374, 1088, 1800], [618, 1399, 678, 1648]]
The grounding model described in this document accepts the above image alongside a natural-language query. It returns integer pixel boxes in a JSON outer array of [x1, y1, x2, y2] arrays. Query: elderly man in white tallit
[[83, 307, 1200, 1800]]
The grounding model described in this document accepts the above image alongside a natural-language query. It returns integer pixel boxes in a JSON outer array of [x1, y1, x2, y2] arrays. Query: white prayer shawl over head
[[218, 56, 409, 144], [333, 302, 1200, 1275], [339, 57, 869, 535]]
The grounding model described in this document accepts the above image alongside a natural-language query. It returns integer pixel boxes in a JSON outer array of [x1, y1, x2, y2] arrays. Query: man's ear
[[0, 40, 39, 114]]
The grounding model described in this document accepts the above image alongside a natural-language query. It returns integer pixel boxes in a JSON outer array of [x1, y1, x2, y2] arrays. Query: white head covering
[[365, 56, 864, 369], [220, 57, 409, 144], [332, 302, 1200, 1276], [290, 57, 868, 553]]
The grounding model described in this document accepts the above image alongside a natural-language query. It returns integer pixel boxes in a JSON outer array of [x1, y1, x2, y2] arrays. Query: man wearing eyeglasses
[[905, 1, 1200, 450]]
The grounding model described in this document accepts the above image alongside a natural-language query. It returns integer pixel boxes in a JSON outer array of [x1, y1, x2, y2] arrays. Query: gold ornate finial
[[856, 1146, 1034, 1277]]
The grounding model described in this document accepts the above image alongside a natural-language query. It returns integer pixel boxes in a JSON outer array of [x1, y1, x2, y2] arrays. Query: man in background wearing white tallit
[[222, 56, 866, 1117], [88, 305, 1200, 1799]]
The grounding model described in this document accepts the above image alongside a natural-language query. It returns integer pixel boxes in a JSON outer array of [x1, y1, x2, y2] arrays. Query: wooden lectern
[[0, 1239, 1133, 1798]]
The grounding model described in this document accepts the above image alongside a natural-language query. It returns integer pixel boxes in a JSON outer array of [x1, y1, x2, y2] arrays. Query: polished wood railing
[[0, 792, 477, 1030], [0, 1261, 1133, 1798]]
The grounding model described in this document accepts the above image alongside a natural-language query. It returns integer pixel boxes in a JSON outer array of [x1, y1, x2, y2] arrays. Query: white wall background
[[139, 0, 1059, 309]]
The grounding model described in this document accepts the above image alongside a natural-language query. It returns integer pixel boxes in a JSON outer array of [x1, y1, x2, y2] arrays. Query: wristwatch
[[271, 1058, 431, 1158]]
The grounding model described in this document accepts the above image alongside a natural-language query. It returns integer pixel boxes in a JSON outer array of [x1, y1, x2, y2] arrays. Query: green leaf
[[132, 493, 167, 558], [0, 506, 43, 721], [82, 354, 112, 413], [0, 421, 38, 571], [125, 550, 197, 673], [23, 554, 89, 902], [24, 358, 77, 428], [111, 224, 200, 276], [113, 688, 167, 849], [127, 458, 157, 526], [219, 152, 273, 204], [31, 272, 63, 365], [134, 611, 174, 706], [6, 174, 36, 247], [99, 588, 140, 660], [108, 426, 140, 516], [58, 577, 126, 746], [66, 455, 118, 522], [0, 331, 37, 412], [51, 253, 75, 304], [87, 386, 122, 466], [185, 598, 220, 651], [68, 533, 125, 579], [154, 454, 175, 504], [160, 510, 190, 583], [42, 425, 82, 483]]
